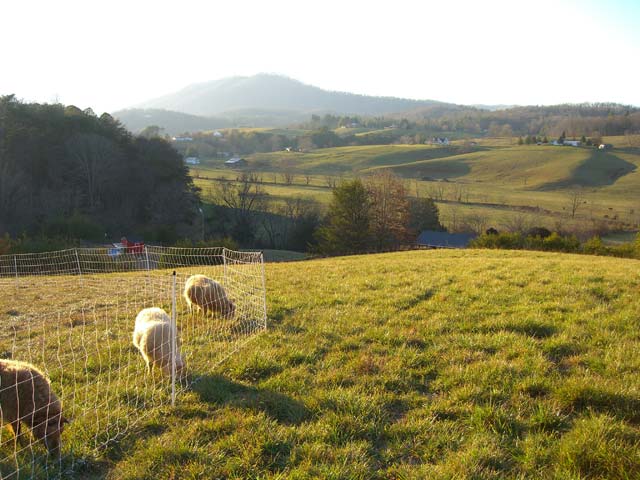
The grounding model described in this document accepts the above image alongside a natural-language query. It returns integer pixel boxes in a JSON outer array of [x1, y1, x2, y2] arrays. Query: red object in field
[[120, 237, 145, 254]]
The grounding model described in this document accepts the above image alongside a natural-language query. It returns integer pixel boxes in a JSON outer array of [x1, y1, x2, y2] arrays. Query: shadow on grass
[[538, 149, 636, 189], [503, 320, 557, 339], [192, 374, 309, 425], [396, 289, 435, 311], [561, 386, 640, 425]]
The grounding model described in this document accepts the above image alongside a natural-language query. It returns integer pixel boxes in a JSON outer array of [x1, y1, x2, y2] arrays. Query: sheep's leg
[[10, 420, 22, 448]]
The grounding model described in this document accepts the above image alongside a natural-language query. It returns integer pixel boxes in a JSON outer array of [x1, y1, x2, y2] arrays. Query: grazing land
[[2, 250, 639, 478], [191, 142, 640, 233]]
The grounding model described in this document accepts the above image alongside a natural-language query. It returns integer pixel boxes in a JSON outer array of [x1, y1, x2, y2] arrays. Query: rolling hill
[[132, 74, 450, 118]]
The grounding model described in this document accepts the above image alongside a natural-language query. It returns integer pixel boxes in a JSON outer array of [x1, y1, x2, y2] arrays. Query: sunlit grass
[[3, 250, 639, 477]]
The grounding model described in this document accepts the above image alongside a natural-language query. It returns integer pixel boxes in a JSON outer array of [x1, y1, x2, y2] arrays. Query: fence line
[[0, 247, 267, 479]]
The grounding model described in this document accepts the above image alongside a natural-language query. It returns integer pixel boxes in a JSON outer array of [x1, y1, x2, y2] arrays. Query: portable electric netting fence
[[0, 247, 267, 479]]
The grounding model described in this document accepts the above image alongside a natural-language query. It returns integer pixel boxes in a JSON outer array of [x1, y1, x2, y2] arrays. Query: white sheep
[[132, 307, 185, 375], [183, 275, 235, 318], [0, 359, 69, 455]]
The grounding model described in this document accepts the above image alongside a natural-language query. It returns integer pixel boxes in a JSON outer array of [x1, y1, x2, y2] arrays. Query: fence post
[[222, 247, 228, 286], [14, 255, 18, 287], [145, 246, 151, 271], [170, 270, 177, 407], [260, 251, 267, 329], [74, 248, 83, 278]]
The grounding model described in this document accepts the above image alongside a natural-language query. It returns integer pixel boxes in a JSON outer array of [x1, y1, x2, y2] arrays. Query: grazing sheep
[[183, 275, 235, 318], [0, 359, 69, 455], [133, 307, 185, 375]]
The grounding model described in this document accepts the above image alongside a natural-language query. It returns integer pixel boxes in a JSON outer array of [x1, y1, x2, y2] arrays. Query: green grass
[[2, 250, 640, 478], [190, 142, 640, 234]]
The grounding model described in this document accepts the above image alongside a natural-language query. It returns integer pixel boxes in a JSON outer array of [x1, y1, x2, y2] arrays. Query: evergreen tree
[[316, 179, 371, 254]]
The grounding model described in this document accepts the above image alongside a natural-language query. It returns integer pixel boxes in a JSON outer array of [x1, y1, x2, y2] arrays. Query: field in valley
[[1, 250, 639, 478], [191, 140, 640, 235]]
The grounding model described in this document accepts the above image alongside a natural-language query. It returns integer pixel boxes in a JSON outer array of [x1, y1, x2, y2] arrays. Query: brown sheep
[[183, 275, 235, 318], [133, 307, 185, 375], [0, 359, 69, 455]]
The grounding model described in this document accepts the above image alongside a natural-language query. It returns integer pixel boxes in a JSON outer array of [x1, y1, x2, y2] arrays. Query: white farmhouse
[[184, 157, 200, 165]]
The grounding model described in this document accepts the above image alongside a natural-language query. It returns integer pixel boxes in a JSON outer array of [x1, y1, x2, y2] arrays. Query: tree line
[[0, 96, 200, 242], [201, 171, 442, 254]]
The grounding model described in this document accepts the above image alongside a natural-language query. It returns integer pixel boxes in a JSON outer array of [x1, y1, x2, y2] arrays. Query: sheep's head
[[222, 299, 236, 318], [34, 411, 70, 455]]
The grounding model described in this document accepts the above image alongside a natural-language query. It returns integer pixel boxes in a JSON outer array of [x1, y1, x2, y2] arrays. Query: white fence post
[[14, 255, 18, 287], [74, 248, 83, 277], [222, 247, 228, 286], [260, 251, 267, 329], [170, 270, 177, 407], [145, 246, 151, 271]]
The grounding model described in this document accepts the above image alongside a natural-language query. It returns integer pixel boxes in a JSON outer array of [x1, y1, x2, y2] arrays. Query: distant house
[[224, 157, 247, 167], [213, 131, 223, 137], [598, 143, 613, 150], [184, 156, 200, 165], [551, 140, 562, 146], [417, 230, 477, 249], [563, 140, 580, 147], [172, 136, 193, 142], [430, 137, 450, 145]]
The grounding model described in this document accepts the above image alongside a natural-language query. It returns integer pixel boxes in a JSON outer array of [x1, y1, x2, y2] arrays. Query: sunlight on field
[[2, 250, 639, 477]]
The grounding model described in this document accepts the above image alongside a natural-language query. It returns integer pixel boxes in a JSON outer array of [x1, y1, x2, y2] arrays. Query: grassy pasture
[[191, 142, 640, 231], [1, 250, 640, 478]]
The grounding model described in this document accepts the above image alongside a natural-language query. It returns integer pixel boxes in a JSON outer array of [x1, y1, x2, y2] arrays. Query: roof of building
[[417, 230, 477, 248]]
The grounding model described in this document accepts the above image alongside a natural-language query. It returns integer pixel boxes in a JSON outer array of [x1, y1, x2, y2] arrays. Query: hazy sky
[[2, 0, 639, 114]]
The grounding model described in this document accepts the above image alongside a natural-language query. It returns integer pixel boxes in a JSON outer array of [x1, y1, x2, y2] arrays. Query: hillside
[[129, 74, 452, 118], [113, 108, 234, 134], [190, 142, 640, 232], [2, 250, 639, 478]]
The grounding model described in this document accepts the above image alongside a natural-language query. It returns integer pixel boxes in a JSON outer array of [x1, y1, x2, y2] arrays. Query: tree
[[566, 189, 585, 219], [316, 179, 371, 254], [282, 172, 295, 185], [408, 197, 443, 234], [65, 133, 121, 212], [365, 172, 410, 250], [214, 172, 265, 244], [139, 125, 164, 139]]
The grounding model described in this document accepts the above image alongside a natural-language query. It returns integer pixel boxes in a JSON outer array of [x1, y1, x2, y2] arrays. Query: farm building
[[563, 140, 581, 147], [225, 157, 247, 167], [417, 230, 477, 248], [184, 157, 200, 165]]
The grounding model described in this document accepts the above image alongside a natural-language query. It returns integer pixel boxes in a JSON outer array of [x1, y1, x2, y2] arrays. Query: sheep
[[0, 359, 69, 455], [132, 307, 185, 375], [183, 275, 235, 318]]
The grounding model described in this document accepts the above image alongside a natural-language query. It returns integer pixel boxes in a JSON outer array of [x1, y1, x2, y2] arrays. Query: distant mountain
[[130, 74, 450, 118]]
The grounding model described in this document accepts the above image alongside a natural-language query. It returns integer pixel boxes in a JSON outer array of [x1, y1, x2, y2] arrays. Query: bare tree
[[461, 213, 489, 234], [566, 189, 585, 219], [365, 171, 410, 249], [282, 172, 295, 185], [325, 175, 337, 189], [502, 212, 531, 233], [214, 172, 266, 240], [65, 133, 121, 211]]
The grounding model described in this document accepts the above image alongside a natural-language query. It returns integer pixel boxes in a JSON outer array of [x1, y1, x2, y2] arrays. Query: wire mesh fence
[[0, 247, 266, 479]]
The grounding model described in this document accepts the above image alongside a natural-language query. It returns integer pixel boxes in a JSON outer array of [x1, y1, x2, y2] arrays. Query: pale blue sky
[[2, 0, 638, 114]]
